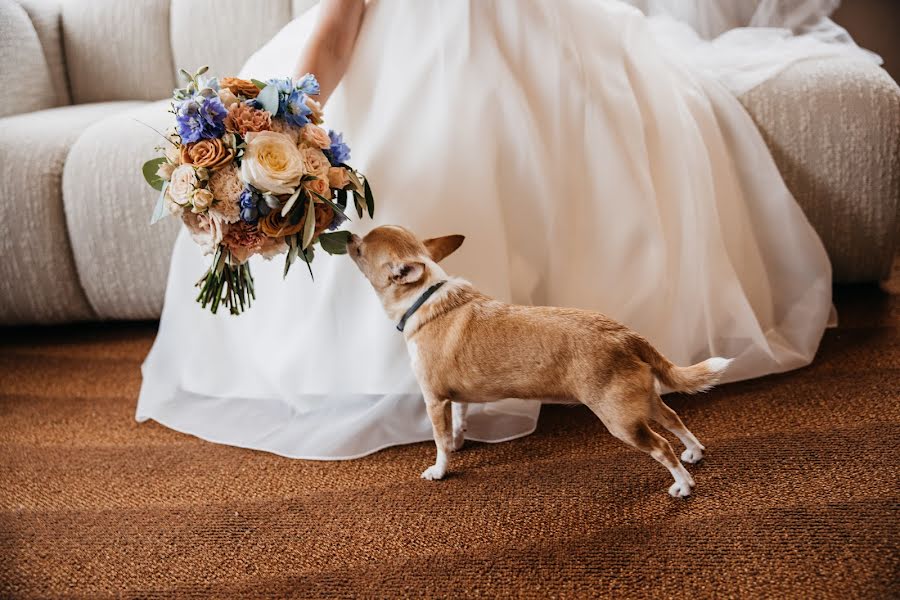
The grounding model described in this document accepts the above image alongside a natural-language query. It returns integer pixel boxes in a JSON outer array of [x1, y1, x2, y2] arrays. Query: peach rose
[[300, 124, 331, 150], [327, 167, 350, 189], [217, 88, 240, 108], [182, 211, 228, 256], [268, 118, 302, 143], [300, 147, 330, 180], [156, 162, 175, 181], [180, 138, 234, 169], [241, 131, 304, 195], [220, 77, 260, 99], [224, 103, 272, 136], [192, 188, 214, 212], [303, 177, 330, 201]]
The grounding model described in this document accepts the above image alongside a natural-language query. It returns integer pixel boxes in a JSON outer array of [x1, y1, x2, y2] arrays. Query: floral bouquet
[[142, 66, 374, 315]]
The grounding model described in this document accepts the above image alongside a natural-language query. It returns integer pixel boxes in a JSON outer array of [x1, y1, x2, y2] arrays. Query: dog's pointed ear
[[389, 261, 425, 285], [423, 235, 465, 262]]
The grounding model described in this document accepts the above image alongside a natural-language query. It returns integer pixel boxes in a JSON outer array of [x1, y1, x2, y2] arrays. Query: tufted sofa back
[[2, 0, 316, 115]]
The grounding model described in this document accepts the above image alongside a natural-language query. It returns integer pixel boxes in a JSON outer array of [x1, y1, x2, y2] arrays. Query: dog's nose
[[347, 234, 361, 255]]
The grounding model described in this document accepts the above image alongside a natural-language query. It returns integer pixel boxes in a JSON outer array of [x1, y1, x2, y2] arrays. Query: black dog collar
[[396, 281, 447, 332]]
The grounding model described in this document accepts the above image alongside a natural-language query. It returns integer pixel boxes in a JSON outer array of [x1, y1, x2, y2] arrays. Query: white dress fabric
[[137, 0, 862, 459]]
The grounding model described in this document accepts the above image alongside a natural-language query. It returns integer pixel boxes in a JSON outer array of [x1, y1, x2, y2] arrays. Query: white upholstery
[[0, 102, 143, 324], [62, 0, 175, 103], [16, 0, 71, 106], [741, 57, 900, 281], [170, 0, 293, 79], [63, 101, 180, 320], [0, 0, 58, 118]]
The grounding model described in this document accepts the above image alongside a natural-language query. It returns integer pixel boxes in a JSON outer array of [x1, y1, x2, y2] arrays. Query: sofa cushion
[[170, 0, 293, 79], [0, 0, 58, 118], [63, 101, 181, 320], [62, 0, 175, 103], [0, 101, 144, 324], [740, 57, 900, 282], [16, 0, 71, 106]]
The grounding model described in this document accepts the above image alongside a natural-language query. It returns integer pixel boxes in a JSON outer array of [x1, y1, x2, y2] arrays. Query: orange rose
[[303, 177, 331, 200], [314, 202, 334, 234], [220, 77, 260, 99], [224, 103, 272, 136], [180, 138, 234, 169], [258, 210, 305, 238]]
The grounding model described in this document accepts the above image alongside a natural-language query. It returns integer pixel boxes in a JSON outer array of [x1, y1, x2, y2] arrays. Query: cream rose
[[300, 124, 331, 150], [156, 162, 175, 181], [192, 188, 214, 212], [327, 167, 350, 189], [241, 131, 304, 195], [300, 146, 330, 180], [169, 164, 198, 204]]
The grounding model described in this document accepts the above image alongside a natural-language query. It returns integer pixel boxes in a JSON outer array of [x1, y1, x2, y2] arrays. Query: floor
[[1, 267, 898, 598]]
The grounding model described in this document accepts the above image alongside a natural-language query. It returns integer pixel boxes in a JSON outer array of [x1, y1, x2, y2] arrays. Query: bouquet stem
[[195, 248, 255, 315]]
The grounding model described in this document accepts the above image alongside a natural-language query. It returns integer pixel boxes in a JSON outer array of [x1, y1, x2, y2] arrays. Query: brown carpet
[[2, 270, 899, 598]]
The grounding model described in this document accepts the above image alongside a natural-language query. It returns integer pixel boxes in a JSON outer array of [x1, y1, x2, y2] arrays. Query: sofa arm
[[740, 57, 900, 283], [0, 0, 58, 118]]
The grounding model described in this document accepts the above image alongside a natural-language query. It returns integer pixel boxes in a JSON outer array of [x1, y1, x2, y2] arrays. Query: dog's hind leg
[[650, 393, 706, 464], [421, 394, 453, 480], [451, 402, 468, 451], [581, 373, 696, 497]]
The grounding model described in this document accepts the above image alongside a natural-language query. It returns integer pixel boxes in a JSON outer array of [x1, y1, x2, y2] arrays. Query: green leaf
[[256, 83, 280, 115], [281, 188, 303, 217], [353, 191, 365, 219], [250, 79, 267, 90], [299, 245, 314, 281], [150, 182, 169, 225], [142, 157, 166, 191], [346, 169, 364, 194], [310, 190, 350, 222], [363, 178, 375, 219], [302, 198, 316, 249], [318, 230, 352, 255], [336, 188, 347, 210]]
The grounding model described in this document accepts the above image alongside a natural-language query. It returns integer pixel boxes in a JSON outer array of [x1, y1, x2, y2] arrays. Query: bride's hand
[[293, 0, 366, 106]]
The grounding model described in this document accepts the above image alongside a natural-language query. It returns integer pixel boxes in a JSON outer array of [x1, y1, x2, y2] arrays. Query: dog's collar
[[396, 280, 447, 332]]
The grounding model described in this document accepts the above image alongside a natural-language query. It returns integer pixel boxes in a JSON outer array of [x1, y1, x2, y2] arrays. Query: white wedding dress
[[137, 0, 878, 459]]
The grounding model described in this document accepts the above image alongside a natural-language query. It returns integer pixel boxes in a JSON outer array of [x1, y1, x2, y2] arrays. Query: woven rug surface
[[1, 270, 898, 598]]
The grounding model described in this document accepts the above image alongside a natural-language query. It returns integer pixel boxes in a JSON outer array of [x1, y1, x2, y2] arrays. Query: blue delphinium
[[239, 186, 271, 224], [327, 209, 348, 231], [325, 130, 351, 165], [175, 92, 227, 143], [282, 89, 312, 127], [296, 73, 320, 96]]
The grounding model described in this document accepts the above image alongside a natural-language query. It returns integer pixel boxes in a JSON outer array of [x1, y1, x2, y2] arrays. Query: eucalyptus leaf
[[354, 192, 365, 219], [150, 182, 169, 225], [142, 157, 166, 191], [256, 83, 280, 115], [346, 170, 363, 194], [319, 230, 352, 255], [302, 199, 316, 249], [251, 79, 266, 90]]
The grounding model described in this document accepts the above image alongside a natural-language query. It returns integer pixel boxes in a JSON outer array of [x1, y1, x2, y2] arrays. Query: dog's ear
[[423, 235, 465, 262], [389, 261, 425, 285]]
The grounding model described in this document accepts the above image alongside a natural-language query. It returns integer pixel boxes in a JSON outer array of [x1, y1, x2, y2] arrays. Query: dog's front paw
[[420, 465, 446, 481], [451, 429, 465, 452], [668, 480, 693, 498], [681, 446, 705, 464]]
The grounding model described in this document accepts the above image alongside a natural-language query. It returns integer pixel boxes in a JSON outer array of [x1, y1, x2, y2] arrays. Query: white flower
[[240, 131, 304, 195], [169, 164, 198, 204]]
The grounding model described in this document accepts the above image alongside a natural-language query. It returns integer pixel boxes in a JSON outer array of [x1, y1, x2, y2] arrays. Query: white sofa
[[1, 0, 898, 324]]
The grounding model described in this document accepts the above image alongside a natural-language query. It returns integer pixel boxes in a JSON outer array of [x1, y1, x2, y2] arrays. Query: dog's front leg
[[421, 394, 453, 480]]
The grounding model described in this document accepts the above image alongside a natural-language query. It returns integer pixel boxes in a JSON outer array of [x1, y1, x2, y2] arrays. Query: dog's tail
[[636, 340, 732, 394]]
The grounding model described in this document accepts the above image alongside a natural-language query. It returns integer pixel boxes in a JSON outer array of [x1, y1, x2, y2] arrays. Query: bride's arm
[[293, 0, 366, 105]]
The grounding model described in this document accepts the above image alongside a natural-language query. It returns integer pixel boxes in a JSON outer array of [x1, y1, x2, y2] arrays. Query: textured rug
[[1, 270, 898, 598]]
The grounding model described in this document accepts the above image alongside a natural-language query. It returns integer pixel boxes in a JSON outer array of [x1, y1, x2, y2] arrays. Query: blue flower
[[296, 73, 320, 96], [327, 209, 348, 231], [326, 130, 351, 165], [239, 186, 270, 224], [282, 89, 312, 127], [175, 94, 226, 143], [266, 77, 294, 96]]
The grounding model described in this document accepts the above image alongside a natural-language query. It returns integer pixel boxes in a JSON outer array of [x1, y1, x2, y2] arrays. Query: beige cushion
[[62, 0, 174, 103], [16, 0, 71, 105], [0, 0, 57, 118], [63, 101, 181, 320], [741, 57, 900, 282], [0, 101, 143, 324], [170, 0, 293, 79]]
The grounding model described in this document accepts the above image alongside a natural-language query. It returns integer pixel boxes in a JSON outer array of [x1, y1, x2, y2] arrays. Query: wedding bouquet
[[142, 67, 374, 315]]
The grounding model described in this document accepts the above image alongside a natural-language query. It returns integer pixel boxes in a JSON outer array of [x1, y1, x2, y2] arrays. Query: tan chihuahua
[[348, 226, 731, 497]]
